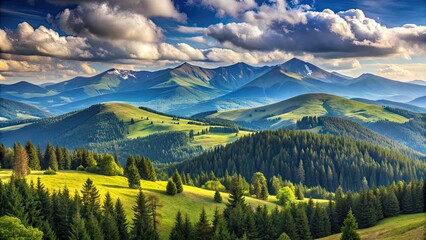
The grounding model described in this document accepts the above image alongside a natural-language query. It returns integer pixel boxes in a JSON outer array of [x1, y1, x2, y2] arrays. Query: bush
[[202, 180, 225, 191], [98, 154, 123, 176], [76, 165, 85, 171], [43, 167, 56, 175]]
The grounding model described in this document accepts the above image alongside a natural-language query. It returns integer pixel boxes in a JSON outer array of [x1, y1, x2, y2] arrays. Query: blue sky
[[0, 0, 425, 83]]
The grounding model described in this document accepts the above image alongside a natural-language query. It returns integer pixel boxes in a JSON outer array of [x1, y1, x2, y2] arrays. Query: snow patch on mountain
[[304, 65, 312, 76], [107, 69, 135, 79]]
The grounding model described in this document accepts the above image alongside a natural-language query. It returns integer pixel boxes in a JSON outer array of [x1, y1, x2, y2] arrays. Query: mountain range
[[1, 58, 425, 116]]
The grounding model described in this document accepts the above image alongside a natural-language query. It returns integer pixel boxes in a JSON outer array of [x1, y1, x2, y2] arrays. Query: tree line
[[174, 129, 425, 192]]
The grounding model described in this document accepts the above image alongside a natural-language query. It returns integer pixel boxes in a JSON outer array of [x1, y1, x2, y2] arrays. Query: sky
[[0, 0, 425, 84]]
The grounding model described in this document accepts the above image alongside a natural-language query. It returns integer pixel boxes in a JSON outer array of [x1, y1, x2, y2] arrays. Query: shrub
[[166, 179, 177, 196], [202, 180, 225, 191], [43, 167, 56, 175], [76, 165, 85, 171]]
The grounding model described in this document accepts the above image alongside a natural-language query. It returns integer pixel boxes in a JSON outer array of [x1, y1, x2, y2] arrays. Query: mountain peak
[[285, 57, 307, 65]]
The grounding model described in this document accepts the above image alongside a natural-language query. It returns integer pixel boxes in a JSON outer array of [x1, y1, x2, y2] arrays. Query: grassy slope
[[208, 94, 409, 129], [103, 103, 250, 149], [320, 213, 426, 240], [0, 170, 285, 239]]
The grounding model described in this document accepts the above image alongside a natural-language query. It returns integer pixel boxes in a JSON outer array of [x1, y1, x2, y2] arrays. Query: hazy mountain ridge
[[0, 98, 53, 121]]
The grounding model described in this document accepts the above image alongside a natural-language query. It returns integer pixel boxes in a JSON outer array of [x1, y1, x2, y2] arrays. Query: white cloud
[[2, 22, 92, 59], [57, 3, 164, 42], [0, 74, 6, 81], [176, 26, 206, 34]]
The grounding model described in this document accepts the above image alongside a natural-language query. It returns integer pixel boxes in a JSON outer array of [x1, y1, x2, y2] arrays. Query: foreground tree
[[195, 208, 212, 240], [341, 209, 361, 240], [131, 189, 157, 240], [0, 215, 43, 240], [127, 162, 141, 189], [81, 178, 101, 217], [115, 198, 129, 240], [25, 141, 41, 170]]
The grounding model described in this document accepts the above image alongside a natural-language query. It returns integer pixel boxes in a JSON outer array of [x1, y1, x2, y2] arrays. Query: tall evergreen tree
[[69, 210, 90, 240], [281, 208, 297, 240], [214, 190, 222, 203], [25, 141, 41, 170], [44, 143, 58, 171], [212, 209, 231, 240], [383, 189, 400, 217], [115, 198, 129, 240], [102, 192, 119, 240], [195, 208, 212, 240], [127, 161, 141, 189], [340, 209, 360, 240], [81, 178, 101, 218], [131, 189, 156, 240], [13, 142, 30, 177], [311, 203, 331, 238], [170, 211, 185, 240], [293, 205, 312, 240], [86, 213, 104, 240], [172, 169, 184, 193]]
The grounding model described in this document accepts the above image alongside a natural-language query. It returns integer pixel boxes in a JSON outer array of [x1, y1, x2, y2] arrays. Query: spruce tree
[[102, 192, 119, 240], [81, 178, 101, 217], [281, 208, 297, 240], [125, 155, 135, 176], [277, 233, 291, 240], [86, 213, 104, 240], [172, 169, 184, 193], [127, 162, 140, 189], [212, 210, 231, 240], [195, 208, 212, 240], [167, 179, 177, 196], [214, 190, 222, 203], [170, 211, 185, 240], [131, 189, 156, 240], [115, 198, 129, 240], [69, 210, 90, 240], [340, 209, 360, 240], [311, 203, 331, 238], [183, 214, 194, 239], [25, 141, 41, 170], [383, 189, 400, 217], [44, 143, 58, 171], [294, 205, 312, 240]]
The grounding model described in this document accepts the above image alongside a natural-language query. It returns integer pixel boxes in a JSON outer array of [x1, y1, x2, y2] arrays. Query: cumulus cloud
[[1, 22, 92, 59], [57, 3, 163, 42], [48, 0, 186, 21], [205, 6, 426, 58]]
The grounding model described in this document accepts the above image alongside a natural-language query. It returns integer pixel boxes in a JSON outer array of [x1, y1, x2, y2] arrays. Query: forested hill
[[295, 116, 424, 159], [175, 129, 425, 192]]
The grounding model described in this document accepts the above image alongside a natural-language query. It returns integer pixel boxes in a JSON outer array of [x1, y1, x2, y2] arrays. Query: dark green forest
[[174, 129, 425, 192]]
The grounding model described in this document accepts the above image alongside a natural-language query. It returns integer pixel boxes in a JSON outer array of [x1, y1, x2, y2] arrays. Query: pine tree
[[281, 208, 297, 240], [13, 142, 30, 177], [212, 209, 231, 240], [167, 179, 177, 196], [147, 195, 162, 239], [195, 208, 212, 240], [102, 192, 119, 240], [340, 209, 360, 240], [125, 155, 135, 176], [131, 189, 156, 240], [44, 143, 58, 171], [383, 189, 400, 217], [86, 213, 104, 240], [69, 210, 90, 240], [25, 141, 41, 170], [170, 211, 185, 240], [355, 190, 378, 228], [81, 178, 101, 217], [172, 169, 184, 193], [183, 214, 194, 239], [127, 162, 140, 189], [294, 205, 312, 240], [277, 233, 291, 240], [214, 190, 222, 203], [311, 203, 331, 238], [115, 198, 129, 240]]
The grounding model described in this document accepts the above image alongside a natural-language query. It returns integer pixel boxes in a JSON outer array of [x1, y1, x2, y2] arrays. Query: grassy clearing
[[320, 213, 426, 240], [208, 94, 409, 129], [0, 170, 280, 239], [103, 103, 250, 150]]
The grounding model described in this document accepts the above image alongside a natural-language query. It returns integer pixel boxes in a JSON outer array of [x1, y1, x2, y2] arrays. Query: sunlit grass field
[[320, 213, 426, 240]]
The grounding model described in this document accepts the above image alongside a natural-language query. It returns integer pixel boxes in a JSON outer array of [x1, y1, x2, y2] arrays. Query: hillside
[[0, 170, 280, 240], [352, 98, 426, 113], [295, 116, 424, 159], [175, 129, 425, 192], [0, 103, 250, 163], [320, 213, 426, 240], [205, 93, 409, 129], [409, 96, 426, 108], [0, 98, 53, 121]]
